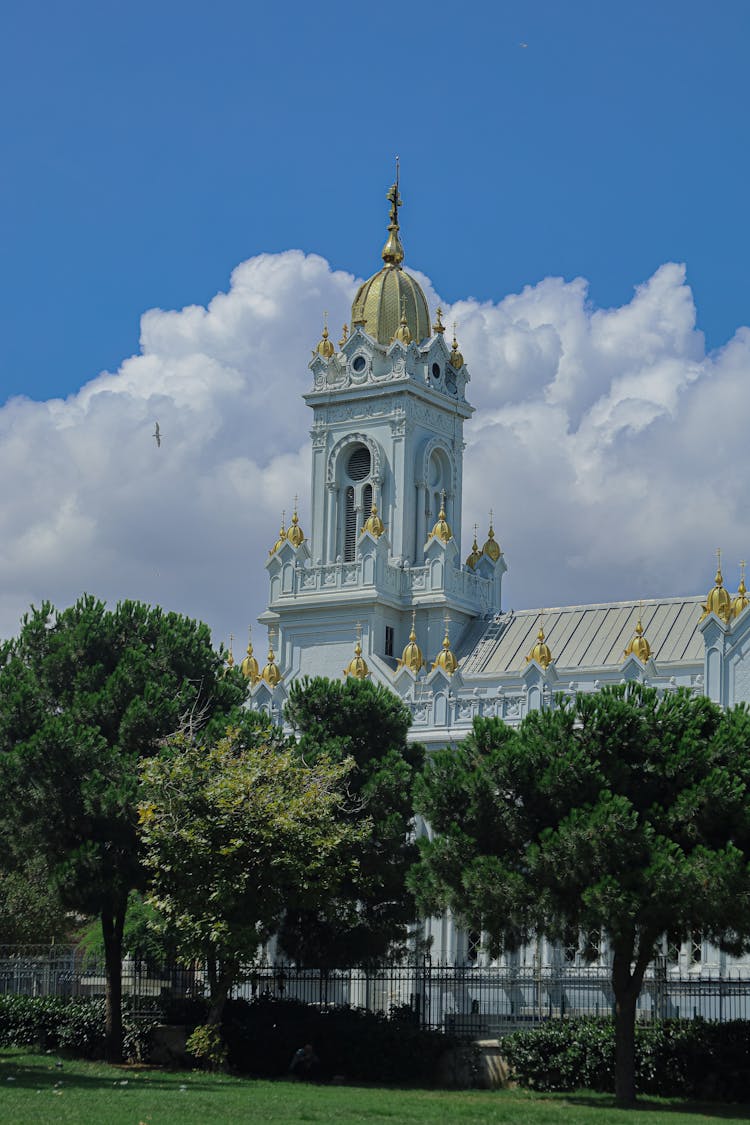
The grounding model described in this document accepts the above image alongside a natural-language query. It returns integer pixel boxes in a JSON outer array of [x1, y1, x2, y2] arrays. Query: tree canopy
[[139, 719, 366, 1025], [279, 676, 425, 966], [0, 594, 244, 1059], [409, 684, 750, 1104]]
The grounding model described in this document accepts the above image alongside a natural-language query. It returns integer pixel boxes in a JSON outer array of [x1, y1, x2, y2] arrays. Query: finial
[[382, 158, 405, 267], [433, 306, 446, 335], [700, 551, 732, 623], [526, 611, 553, 669], [287, 496, 305, 547], [240, 625, 260, 683], [624, 601, 652, 662], [450, 322, 464, 370], [396, 609, 425, 675], [393, 296, 412, 345], [316, 311, 334, 358], [339, 323, 349, 348], [227, 633, 235, 670], [344, 621, 370, 679], [732, 561, 749, 620]]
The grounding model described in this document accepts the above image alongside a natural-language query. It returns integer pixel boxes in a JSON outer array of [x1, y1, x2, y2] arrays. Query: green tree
[[279, 676, 424, 965], [0, 855, 72, 945], [410, 684, 750, 1105], [139, 721, 366, 1027], [0, 595, 244, 1060]]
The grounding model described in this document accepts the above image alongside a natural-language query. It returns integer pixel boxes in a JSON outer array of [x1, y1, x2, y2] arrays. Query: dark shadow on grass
[[546, 1091, 750, 1118], [0, 1051, 224, 1095]]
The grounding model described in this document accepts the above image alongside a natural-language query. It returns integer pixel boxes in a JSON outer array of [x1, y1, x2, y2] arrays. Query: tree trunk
[[206, 961, 236, 1028], [101, 902, 126, 1063], [611, 940, 652, 1106]]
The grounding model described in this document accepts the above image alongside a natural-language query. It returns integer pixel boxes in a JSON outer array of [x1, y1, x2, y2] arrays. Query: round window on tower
[[431, 362, 441, 380], [352, 354, 367, 374], [347, 444, 371, 482]]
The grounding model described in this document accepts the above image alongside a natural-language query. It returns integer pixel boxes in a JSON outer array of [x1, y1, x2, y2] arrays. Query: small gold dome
[[397, 612, 425, 675], [362, 504, 385, 538], [700, 555, 732, 623], [449, 327, 464, 370], [261, 642, 282, 686], [392, 299, 412, 346], [240, 629, 260, 684], [482, 516, 502, 562], [428, 496, 453, 543], [732, 563, 749, 619], [287, 509, 305, 548], [350, 170, 430, 346], [623, 619, 651, 663], [270, 513, 287, 555], [315, 322, 335, 359], [225, 634, 235, 673], [526, 625, 553, 670], [465, 528, 482, 570], [343, 640, 370, 680], [432, 622, 458, 675]]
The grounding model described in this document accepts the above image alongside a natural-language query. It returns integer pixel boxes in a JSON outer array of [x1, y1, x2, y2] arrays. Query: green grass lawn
[[1, 1049, 748, 1125]]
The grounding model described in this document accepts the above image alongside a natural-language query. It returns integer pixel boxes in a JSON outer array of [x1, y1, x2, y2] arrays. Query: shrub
[[186, 1023, 228, 1071], [502, 1018, 750, 1102], [0, 995, 156, 1061]]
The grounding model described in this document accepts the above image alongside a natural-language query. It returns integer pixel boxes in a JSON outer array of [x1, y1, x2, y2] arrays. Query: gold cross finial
[[742, 560, 747, 580]]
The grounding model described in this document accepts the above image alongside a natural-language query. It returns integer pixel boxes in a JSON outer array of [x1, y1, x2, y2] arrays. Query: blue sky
[[2, 0, 749, 404], [2, 0, 750, 646]]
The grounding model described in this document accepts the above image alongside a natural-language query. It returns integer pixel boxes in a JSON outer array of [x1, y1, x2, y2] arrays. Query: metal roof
[[461, 596, 705, 676]]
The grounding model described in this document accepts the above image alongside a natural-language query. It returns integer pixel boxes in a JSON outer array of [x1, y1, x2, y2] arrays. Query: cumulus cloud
[[1, 250, 749, 648]]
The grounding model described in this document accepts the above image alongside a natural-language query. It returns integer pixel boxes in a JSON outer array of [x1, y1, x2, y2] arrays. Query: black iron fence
[[2, 948, 749, 1037]]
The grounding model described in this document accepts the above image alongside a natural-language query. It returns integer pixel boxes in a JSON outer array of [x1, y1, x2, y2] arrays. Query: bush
[[186, 1023, 228, 1071], [0, 995, 157, 1061], [502, 1018, 750, 1102]]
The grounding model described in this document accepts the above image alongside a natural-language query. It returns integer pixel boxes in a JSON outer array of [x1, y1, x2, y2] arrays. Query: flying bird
[[153, 422, 161, 447]]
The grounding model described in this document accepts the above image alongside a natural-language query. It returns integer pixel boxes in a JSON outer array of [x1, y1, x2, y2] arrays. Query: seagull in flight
[[153, 422, 161, 448]]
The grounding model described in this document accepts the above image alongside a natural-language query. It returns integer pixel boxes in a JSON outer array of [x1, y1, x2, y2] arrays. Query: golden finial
[[287, 495, 305, 547], [240, 625, 260, 683], [344, 622, 370, 679], [700, 548, 732, 623], [261, 627, 282, 686], [339, 323, 349, 348], [526, 614, 553, 670], [226, 633, 235, 671], [465, 523, 483, 570], [433, 306, 446, 335], [315, 311, 335, 359], [382, 157, 405, 267], [449, 322, 464, 370], [393, 296, 412, 345], [624, 602, 652, 662], [428, 489, 453, 543], [482, 508, 502, 561], [270, 510, 287, 555], [432, 612, 458, 675], [732, 560, 749, 619], [397, 610, 425, 675], [361, 501, 385, 538]]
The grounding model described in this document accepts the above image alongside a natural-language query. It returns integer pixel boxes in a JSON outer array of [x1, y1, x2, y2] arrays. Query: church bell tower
[[256, 170, 506, 693]]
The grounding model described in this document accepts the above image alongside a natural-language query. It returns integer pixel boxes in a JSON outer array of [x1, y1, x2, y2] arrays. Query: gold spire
[[624, 604, 652, 662], [270, 511, 287, 555], [482, 509, 502, 561], [392, 297, 412, 345], [433, 306, 446, 335], [339, 323, 349, 348], [286, 496, 305, 548], [315, 312, 335, 359], [428, 490, 453, 543], [397, 610, 425, 675], [240, 626, 260, 684], [732, 560, 749, 619], [361, 503, 385, 538], [344, 623, 370, 679], [526, 617, 553, 670], [465, 524, 483, 570], [449, 323, 464, 370], [381, 157, 405, 266], [432, 614, 458, 675], [261, 629, 282, 686], [700, 548, 732, 623], [225, 633, 235, 672]]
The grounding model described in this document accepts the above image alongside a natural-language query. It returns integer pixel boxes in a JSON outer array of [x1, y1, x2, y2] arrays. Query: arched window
[[337, 442, 376, 561], [344, 486, 356, 561]]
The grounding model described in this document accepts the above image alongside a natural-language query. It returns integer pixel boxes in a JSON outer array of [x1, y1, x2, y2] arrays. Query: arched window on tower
[[344, 486, 356, 561], [338, 443, 374, 562]]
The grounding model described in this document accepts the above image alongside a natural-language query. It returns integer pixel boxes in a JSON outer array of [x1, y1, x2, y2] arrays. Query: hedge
[[502, 1017, 750, 1102], [0, 995, 156, 1061]]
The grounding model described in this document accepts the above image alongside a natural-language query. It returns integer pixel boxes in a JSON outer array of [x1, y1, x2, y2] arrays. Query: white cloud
[[2, 249, 749, 650]]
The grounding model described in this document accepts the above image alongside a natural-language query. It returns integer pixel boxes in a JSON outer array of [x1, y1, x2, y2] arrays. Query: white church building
[[240, 174, 750, 978]]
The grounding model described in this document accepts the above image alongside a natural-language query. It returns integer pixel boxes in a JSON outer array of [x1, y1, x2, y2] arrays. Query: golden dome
[[482, 513, 502, 562], [397, 612, 425, 675], [526, 625, 553, 670], [361, 504, 385, 538], [449, 327, 464, 370], [287, 507, 305, 548], [350, 170, 430, 346], [465, 527, 482, 570], [315, 320, 335, 359], [343, 639, 370, 680], [700, 552, 732, 623], [623, 618, 651, 663], [270, 512, 287, 555], [261, 641, 282, 687], [432, 621, 458, 675], [240, 628, 260, 684], [392, 299, 412, 346], [428, 494, 452, 543], [733, 568, 749, 619]]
